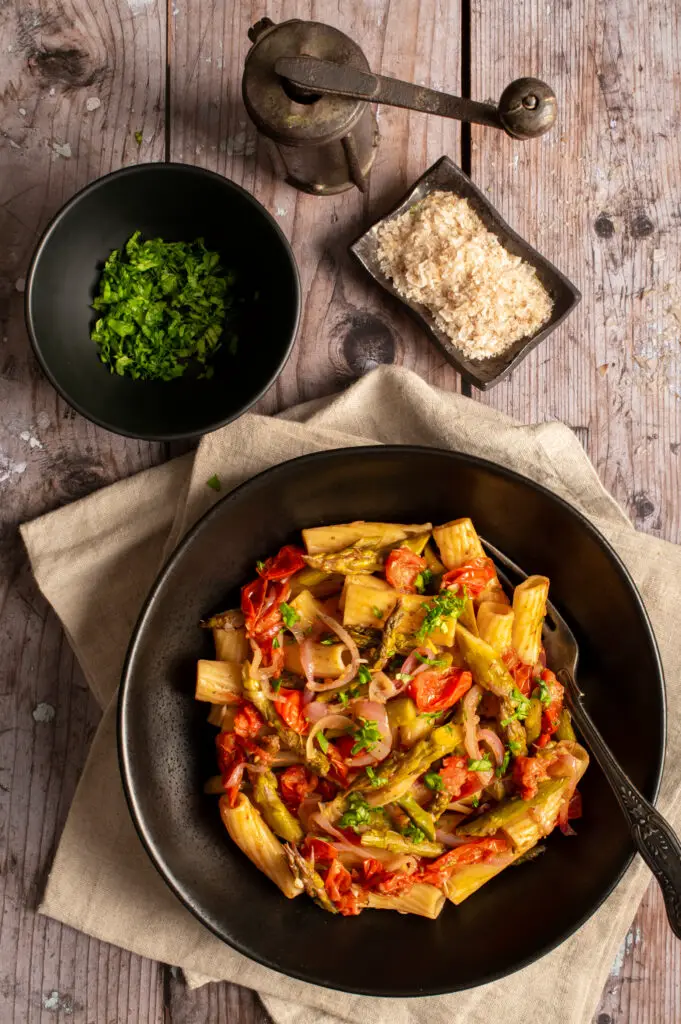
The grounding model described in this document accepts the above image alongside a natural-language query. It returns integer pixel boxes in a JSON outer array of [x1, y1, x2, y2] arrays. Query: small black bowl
[[119, 446, 664, 996], [350, 156, 581, 390], [25, 164, 300, 440]]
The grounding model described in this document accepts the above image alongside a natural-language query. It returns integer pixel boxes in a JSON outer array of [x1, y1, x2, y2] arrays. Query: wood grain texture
[[468, 4, 681, 1020], [0, 0, 678, 1019], [169, 0, 464, 413], [0, 0, 168, 1019]]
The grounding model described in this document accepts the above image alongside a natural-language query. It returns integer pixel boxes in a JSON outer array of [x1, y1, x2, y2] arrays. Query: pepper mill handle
[[497, 77, 558, 139]]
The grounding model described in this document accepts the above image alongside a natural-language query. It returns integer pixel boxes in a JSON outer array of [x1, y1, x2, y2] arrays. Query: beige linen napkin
[[21, 366, 681, 1024]]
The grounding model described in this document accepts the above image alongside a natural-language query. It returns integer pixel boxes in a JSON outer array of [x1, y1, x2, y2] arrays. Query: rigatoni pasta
[[198, 520, 587, 918]]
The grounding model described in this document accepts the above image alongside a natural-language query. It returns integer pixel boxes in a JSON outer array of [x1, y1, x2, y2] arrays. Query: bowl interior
[[27, 164, 300, 439], [350, 156, 581, 389], [120, 447, 664, 995]]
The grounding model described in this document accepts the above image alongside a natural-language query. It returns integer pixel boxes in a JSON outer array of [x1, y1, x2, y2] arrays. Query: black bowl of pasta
[[118, 447, 664, 995]]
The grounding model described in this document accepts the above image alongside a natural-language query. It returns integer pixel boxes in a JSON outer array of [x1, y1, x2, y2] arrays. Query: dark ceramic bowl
[[350, 156, 581, 390], [25, 163, 300, 440], [119, 446, 664, 995]]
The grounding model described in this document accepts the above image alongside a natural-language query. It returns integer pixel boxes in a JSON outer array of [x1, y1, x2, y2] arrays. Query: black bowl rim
[[349, 155, 582, 390], [118, 444, 665, 996], [24, 162, 302, 442]]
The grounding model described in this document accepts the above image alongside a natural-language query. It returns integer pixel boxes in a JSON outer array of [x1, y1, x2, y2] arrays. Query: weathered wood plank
[[168, 0, 463, 415], [469, 2, 681, 1020], [0, 0, 168, 1019]]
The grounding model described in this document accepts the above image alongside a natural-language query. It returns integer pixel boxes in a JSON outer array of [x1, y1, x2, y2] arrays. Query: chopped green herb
[[414, 568, 433, 594], [206, 474, 221, 492], [395, 672, 413, 682], [372, 606, 384, 619], [424, 771, 444, 791], [509, 740, 523, 755], [496, 748, 511, 777], [272, 638, 280, 650], [338, 691, 350, 707], [403, 823, 426, 844], [134, 130, 143, 145], [91, 231, 235, 381], [256, 560, 265, 572], [357, 665, 372, 685], [365, 766, 387, 788], [421, 711, 442, 722], [471, 794, 480, 808], [468, 756, 493, 772], [271, 677, 282, 693], [415, 589, 467, 641], [338, 793, 372, 832], [320, 636, 337, 645], [350, 718, 382, 755], [316, 731, 329, 754], [501, 687, 532, 727], [280, 603, 299, 629], [414, 652, 447, 668], [533, 679, 552, 706]]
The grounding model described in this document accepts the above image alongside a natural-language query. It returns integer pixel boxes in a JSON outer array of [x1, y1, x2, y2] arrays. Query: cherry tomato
[[409, 668, 473, 713], [442, 557, 496, 598], [536, 668, 564, 747], [438, 755, 470, 797], [257, 545, 307, 581], [512, 755, 549, 800], [568, 790, 583, 820], [324, 859, 364, 915], [274, 688, 309, 735], [278, 766, 318, 808], [385, 547, 427, 593], [301, 836, 337, 864], [419, 837, 509, 887], [233, 701, 264, 739]]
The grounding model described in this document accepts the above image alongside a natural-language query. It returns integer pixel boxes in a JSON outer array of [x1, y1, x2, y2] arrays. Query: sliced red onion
[[305, 713, 353, 762], [330, 841, 418, 874], [304, 700, 331, 724], [477, 727, 505, 766], [463, 684, 482, 761], [224, 761, 245, 789], [548, 750, 582, 836], [298, 795, 322, 831], [299, 637, 316, 688], [434, 829, 471, 848], [345, 700, 392, 766], [309, 809, 348, 843], [303, 611, 360, 692]]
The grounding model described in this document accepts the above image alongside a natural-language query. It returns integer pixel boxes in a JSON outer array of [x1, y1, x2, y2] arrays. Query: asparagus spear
[[363, 724, 464, 807], [456, 778, 567, 837], [373, 599, 404, 669], [456, 625, 528, 755], [283, 844, 338, 914], [360, 829, 444, 858], [556, 708, 577, 742], [252, 771, 304, 844], [304, 540, 385, 575], [396, 793, 436, 841], [242, 666, 330, 776], [524, 697, 543, 745]]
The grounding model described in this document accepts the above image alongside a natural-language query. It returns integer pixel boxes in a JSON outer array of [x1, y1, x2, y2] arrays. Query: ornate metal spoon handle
[[559, 669, 681, 938]]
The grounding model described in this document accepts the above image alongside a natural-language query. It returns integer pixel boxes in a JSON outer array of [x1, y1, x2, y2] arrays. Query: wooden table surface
[[1, 0, 679, 1020]]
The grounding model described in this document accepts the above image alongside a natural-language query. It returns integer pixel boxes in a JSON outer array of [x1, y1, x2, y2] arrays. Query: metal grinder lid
[[242, 20, 371, 147]]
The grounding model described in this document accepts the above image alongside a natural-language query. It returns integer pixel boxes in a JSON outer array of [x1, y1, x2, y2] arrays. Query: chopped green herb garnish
[[421, 711, 442, 722], [280, 603, 299, 629], [533, 679, 552, 706], [91, 231, 235, 381], [272, 638, 280, 649], [509, 740, 523, 755], [320, 636, 337, 645], [134, 130, 143, 145], [350, 718, 382, 755], [403, 823, 426, 844], [256, 560, 265, 572], [357, 665, 372, 685], [316, 731, 329, 753], [414, 569, 433, 594], [339, 691, 350, 707], [501, 687, 532, 727], [206, 474, 221, 492], [414, 652, 447, 668], [496, 748, 511, 777], [338, 793, 372, 832], [372, 606, 384, 619], [415, 589, 467, 641], [424, 771, 444, 791], [395, 672, 413, 682], [471, 794, 480, 808], [468, 756, 493, 772], [365, 766, 387, 788], [271, 677, 282, 693]]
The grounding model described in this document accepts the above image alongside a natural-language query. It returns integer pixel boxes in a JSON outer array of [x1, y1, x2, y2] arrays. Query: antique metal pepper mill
[[242, 18, 557, 196]]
